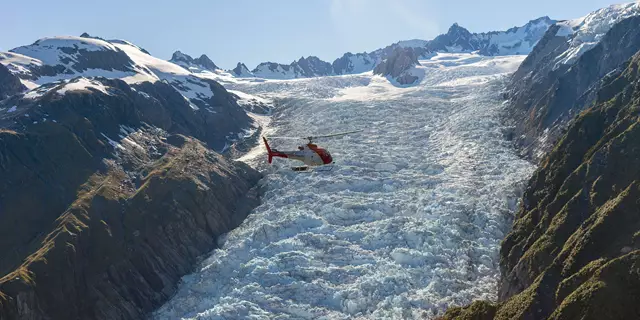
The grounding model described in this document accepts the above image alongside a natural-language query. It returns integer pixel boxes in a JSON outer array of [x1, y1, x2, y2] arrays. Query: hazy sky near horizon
[[1, 0, 629, 69]]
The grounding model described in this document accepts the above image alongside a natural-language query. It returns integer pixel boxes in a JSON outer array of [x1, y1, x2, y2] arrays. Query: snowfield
[[153, 53, 535, 319]]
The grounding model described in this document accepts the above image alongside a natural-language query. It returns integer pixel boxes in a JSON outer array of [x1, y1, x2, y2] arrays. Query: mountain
[[332, 52, 376, 75], [169, 51, 219, 72], [0, 36, 264, 319], [229, 62, 254, 77], [234, 16, 555, 80], [250, 56, 334, 79], [504, 2, 640, 161], [428, 17, 555, 55], [373, 47, 422, 85]]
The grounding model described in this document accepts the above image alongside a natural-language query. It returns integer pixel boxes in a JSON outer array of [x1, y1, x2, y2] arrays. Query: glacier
[[153, 53, 535, 319]]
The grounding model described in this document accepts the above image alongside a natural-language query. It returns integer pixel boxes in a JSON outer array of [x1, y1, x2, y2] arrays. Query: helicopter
[[262, 130, 362, 172]]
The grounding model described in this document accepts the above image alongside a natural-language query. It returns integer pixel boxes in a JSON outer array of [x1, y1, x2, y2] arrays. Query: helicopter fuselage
[[263, 137, 333, 166], [279, 144, 333, 166]]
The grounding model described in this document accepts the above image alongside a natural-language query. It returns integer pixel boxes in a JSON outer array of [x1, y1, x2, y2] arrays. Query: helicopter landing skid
[[291, 165, 334, 173]]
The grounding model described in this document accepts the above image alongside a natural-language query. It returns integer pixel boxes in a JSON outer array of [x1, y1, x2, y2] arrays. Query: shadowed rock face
[[231, 62, 252, 76], [505, 16, 640, 161], [439, 50, 640, 320], [0, 78, 262, 320], [0, 64, 25, 99], [373, 47, 420, 84], [170, 51, 219, 71]]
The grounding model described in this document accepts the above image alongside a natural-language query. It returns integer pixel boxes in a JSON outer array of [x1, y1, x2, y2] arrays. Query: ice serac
[[373, 47, 421, 85], [442, 48, 640, 320], [505, 2, 640, 161], [0, 76, 262, 320], [170, 50, 219, 72]]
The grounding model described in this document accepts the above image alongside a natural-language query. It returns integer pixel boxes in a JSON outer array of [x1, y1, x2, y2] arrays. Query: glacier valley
[[153, 53, 536, 319]]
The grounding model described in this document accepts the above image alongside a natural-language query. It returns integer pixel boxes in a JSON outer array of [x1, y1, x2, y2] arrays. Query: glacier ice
[[153, 53, 535, 319]]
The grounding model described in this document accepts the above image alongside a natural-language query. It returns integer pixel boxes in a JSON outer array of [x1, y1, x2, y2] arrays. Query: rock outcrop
[[373, 47, 421, 85], [0, 64, 25, 99], [439, 48, 640, 320], [0, 77, 262, 319], [170, 51, 219, 72]]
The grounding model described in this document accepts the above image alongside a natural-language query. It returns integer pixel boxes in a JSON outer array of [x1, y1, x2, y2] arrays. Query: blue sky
[[1, 0, 627, 69]]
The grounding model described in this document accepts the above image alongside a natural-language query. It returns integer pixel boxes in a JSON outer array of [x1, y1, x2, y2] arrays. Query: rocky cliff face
[[505, 4, 640, 161], [0, 76, 262, 319], [250, 56, 334, 79], [0, 64, 25, 99], [373, 47, 421, 85], [440, 47, 640, 320]]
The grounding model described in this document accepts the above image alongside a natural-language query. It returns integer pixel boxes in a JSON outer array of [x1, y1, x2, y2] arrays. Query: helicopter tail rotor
[[262, 136, 274, 164]]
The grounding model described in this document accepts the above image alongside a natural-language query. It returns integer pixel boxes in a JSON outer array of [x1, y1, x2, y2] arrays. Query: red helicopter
[[262, 130, 362, 172]]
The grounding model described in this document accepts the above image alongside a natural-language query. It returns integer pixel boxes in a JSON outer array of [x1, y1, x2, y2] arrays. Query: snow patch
[[57, 78, 111, 95]]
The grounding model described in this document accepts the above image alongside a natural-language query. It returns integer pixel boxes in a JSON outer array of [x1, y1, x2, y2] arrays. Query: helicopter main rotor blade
[[266, 129, 363, 141], [308, 129, 363, 140], [264, 136, 305, 140]]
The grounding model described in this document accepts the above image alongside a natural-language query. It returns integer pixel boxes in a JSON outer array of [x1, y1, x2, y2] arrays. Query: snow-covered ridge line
[[554, 1, 640, 66], [223, 16, 555, 80]]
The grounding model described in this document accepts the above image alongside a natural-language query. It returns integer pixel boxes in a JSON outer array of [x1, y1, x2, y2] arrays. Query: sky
[[1, 0, 631, 69]]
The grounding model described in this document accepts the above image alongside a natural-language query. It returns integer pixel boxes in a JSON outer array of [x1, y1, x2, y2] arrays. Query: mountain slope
[[0, 35, 267, 319], [0, 75, 263, 319], [505, 2, 640, 160]]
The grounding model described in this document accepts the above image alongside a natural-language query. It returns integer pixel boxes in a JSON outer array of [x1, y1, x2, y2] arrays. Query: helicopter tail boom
[[263, 136, 290, 164]]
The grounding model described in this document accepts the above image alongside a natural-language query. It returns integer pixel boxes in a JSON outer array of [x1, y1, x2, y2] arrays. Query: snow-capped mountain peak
[[554, 1, 640, 66], [426, 17, 556, 55], [230, 62, 254, 77], [169, 50, 219, 72]]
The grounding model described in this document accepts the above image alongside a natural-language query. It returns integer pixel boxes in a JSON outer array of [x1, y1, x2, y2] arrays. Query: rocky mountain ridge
[[169, 51, 219, 72]]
